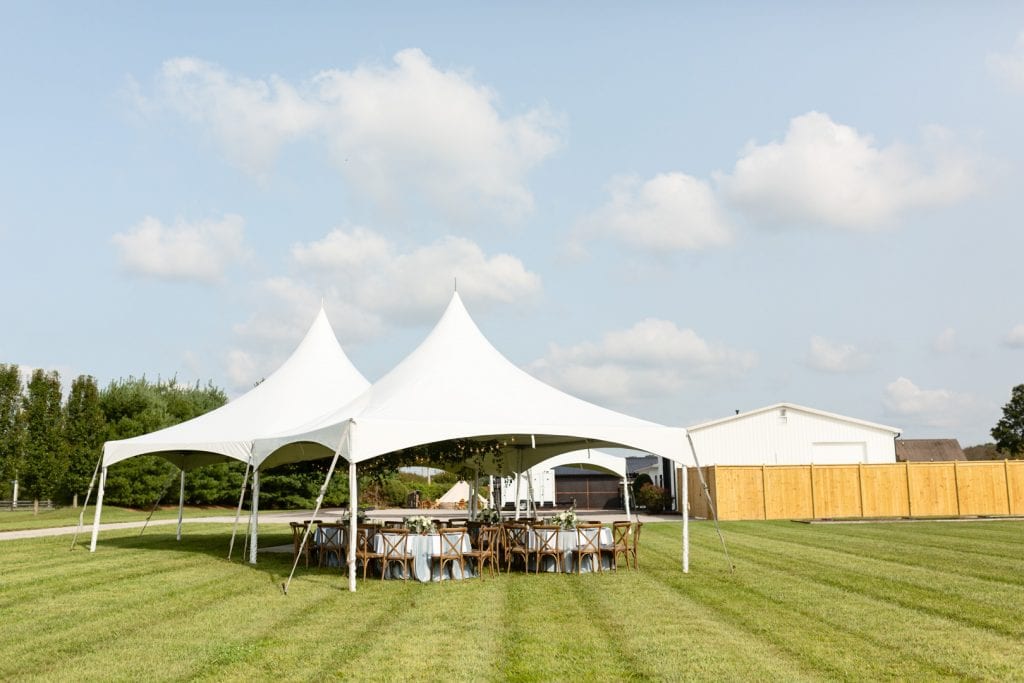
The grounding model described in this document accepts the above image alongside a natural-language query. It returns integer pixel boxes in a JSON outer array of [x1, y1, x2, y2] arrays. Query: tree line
[[0, 363, 456, 510]]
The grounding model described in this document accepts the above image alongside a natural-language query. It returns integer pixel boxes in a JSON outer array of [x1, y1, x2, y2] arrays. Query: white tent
[[436, 480, 487, 508], [89, 307, 370, 554], [257, 292, 694, 592]]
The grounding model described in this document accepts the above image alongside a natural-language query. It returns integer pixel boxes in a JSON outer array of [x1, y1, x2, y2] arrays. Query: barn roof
[[895, 439, 966, 462], [687, 402, 901, 435]]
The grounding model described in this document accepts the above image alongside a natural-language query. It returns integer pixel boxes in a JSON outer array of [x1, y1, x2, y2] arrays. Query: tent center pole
[[176, 469, 185, 542], [682, 463, 689, 573], [89, 466, 107, 552], [248, 469, 260, 565]]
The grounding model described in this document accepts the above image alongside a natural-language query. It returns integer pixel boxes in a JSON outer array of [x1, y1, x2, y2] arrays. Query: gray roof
[[895, 439, 966, 462]]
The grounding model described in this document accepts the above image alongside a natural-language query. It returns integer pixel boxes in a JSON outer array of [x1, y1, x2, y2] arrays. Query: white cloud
[[225, 349, 258, 388], [1004, 323, 1024, 348], [146, 50, 562, 222], [111, 214, 249, 284], [575, 172, 734, 252], [806, 336, 870, 373], [529, 319, 756, 404], [988, 32, 1024, 91], [225, 228, 542, 390], [882, 377, 975, 428], [932, 327, 958, 354], [717, 111, 977, 229]]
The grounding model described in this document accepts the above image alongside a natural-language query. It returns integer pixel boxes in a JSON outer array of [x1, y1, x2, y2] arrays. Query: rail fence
[[679, 461, 1024, 521]]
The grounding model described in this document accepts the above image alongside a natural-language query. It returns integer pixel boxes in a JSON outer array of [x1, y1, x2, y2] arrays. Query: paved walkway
[[0, 507, 678, 542]]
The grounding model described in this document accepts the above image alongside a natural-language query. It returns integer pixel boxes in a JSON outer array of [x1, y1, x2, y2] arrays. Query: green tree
[[991, 384, 1024, 458], [63, 375, 107, 505], [21, 369, 66, 502], [99, 376, 228, 507], [0, 364, 25, 498]]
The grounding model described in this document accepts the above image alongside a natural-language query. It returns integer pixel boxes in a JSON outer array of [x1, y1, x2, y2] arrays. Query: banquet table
[[528, 526, 614, 573], [374, 531, 475, 583]]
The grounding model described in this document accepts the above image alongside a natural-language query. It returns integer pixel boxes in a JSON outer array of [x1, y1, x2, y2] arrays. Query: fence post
[[1006, 460, 1014, 515], [905, 461, 913, 518], [761, 465, 768, 520], [953, 461, 962, 517], [809, 463, 817, 519], [857, 463, 865, 518]]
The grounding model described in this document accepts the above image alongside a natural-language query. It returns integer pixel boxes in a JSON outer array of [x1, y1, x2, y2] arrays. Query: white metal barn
[[686, 402, 902, 466]]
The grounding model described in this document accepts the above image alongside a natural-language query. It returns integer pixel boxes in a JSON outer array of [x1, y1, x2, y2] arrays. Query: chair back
[[612, 521, 630, 549], [575, 523, 602, 553], [534, 524, 560, 554], [476, 525, 498, 551], [632, 521, 643, 551], [440, 528, 467, 557], [380, 529, 409, 558], [318, 522, 345, 548], [356, 525, 377, 552], [504, 523, 529, 552]]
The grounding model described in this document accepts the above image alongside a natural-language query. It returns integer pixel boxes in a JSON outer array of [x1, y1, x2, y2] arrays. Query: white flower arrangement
[[550, 506, 578, 530], [403, 515, 436, 534], [342, 509, 367, 522], [475, 507, 501, 524]]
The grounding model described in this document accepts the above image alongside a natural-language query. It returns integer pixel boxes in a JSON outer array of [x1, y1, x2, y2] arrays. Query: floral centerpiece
[[550, 506, 578, 530], [342, 508, 367, 522], [403, 515, 436, 534], [475, 507, 501, 524]]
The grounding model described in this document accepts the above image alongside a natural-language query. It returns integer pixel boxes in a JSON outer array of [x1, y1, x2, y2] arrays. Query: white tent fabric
[[90, 307, 370, 554], [436, 480, 487, 507], [259, 293, 693, 593], [253, 293, 690, 470], [102, 307, 369, 470]]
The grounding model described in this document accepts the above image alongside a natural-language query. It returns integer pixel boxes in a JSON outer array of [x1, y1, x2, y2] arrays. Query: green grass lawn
[[0, 506, 226, 532], [1, 520, 1022, 681]]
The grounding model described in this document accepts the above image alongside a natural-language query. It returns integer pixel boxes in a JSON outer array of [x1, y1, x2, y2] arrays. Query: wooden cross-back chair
[[464, 525, 499, 578], [533, 524, 562, 574], [354, 525, 383, 579], [379, 529, 414, 581], [435, 527, 468, 581], [572, 523, 604, 574], [611, 521, 633, 570], [502, 523, 532, 572], [289, 521, 315, 568], [317, 522, 346, 571]]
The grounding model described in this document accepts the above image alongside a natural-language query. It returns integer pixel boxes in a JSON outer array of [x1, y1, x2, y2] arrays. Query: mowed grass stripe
[[695, 525, 1024, 679], [654, 525, 970, 680], [725, 530, 1024, 652], [734, 521, 1024, 576]]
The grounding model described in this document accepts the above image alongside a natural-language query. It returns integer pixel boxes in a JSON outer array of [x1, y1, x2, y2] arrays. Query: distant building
[[685, 403, 902, 466], [895, 438, 966, 462]]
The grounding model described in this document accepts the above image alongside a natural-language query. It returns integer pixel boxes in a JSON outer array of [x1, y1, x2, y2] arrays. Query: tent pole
[[623, 471, 631, 518], [248, 469, 260, 565], [514, 469, 521, 521], [682, 463, 689, 573], [472, 465, 479, 518], [686, 433, 733, 572], [70, 454, 102, 551], [349, 459, 357, 593], [88, 466, 107, 552], [487, 475, 494, 509], [526, 469, 536, 517], [227, 457, 253, 560], [282, 446, 344, 595], [176, 469, 185, 542]]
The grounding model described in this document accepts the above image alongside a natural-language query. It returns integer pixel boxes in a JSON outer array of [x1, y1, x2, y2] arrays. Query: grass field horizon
[[1, 519, 1021, 681]]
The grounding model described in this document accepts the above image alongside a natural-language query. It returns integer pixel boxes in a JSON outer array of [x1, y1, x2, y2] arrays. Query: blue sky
[[2, 3, 1023, 446]]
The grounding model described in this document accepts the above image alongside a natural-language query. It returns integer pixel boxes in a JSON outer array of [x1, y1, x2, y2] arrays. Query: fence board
[[908, 463, 960, 516], [763, 466, 814, 519], [713, 466, 765, 520], [860, 464, 911, 517], [1007, 461, 1024, 516], [956, 462, 1010, 516], [810, 465, 862, 518]]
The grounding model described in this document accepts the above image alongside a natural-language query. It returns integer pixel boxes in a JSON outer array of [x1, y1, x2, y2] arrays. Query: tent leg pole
[[89, 467, 107, 552], [514, 469, 521, 520], [227, 458, 252, 560], [71, 455, 102, 551], [682, 464, 689, 573], [349, 460, 357, 593], [623, 473, 631, 518], [249, 469, 260, 565], [687, 433, 733, 572], [176, 469, 185, 542]]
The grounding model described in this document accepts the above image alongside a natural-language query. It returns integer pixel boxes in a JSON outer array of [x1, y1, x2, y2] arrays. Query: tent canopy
[[526, 449, 629, 478], [253, 293, 690, 472], [102, 307, 370, 470]]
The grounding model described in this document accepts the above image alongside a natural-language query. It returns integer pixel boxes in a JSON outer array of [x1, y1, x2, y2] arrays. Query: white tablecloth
[[374, 532, 474, 583]]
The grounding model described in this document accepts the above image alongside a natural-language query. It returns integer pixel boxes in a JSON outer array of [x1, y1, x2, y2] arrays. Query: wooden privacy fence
[[680, 461, 1024, 521]]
